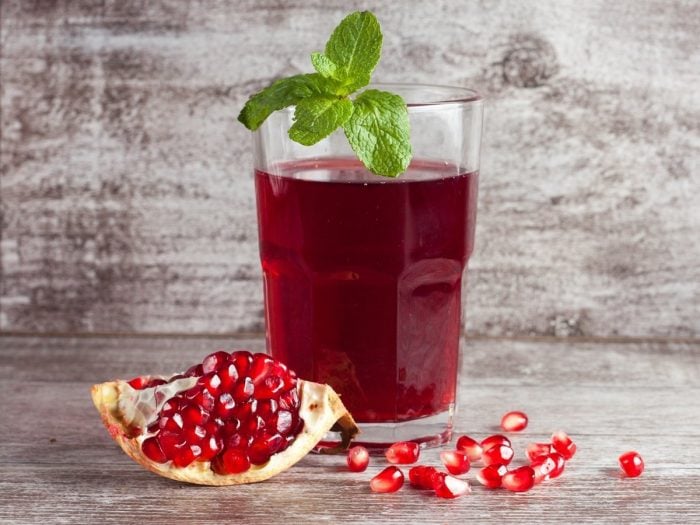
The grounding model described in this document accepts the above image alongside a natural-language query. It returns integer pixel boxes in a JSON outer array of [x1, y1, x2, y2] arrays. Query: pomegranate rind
[[91, 378, 358, 485]]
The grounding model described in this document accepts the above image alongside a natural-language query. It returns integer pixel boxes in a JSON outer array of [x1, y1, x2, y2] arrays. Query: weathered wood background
[[1, 0, 699, 337]]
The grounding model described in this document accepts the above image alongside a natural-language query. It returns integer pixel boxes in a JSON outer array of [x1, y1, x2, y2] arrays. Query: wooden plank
[[0, 335, 698, 524], [1, 0, 699, 338]]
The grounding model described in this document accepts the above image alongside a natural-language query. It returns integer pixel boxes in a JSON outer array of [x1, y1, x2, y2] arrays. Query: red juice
[[255, 158, 478, 422]]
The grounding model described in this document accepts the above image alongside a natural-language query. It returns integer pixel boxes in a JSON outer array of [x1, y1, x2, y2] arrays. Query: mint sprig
[[237, 11, 412, 178]]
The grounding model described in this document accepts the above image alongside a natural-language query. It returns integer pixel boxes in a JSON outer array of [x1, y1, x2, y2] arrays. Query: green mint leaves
[[237, 11, 412, 178]]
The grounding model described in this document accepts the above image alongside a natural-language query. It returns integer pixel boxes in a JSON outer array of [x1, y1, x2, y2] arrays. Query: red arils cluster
[[138, 351, 303, 474]]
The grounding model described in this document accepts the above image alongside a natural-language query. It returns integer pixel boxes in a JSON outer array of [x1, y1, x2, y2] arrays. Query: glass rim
[[275, 82, 484, 113]]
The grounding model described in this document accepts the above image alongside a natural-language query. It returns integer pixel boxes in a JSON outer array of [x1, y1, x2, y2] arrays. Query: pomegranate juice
[[255, 159, 478, 422]]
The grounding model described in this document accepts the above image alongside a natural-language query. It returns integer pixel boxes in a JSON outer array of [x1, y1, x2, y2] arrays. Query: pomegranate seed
[[233, 377, 255, 402], [408, 466, 440, 489], [456, 435, 483, 461], [481, 434, 512, 451], [211, 449, 251, 474], [218, 364, 239, 389], [278, 388, 299, 410], [370, 466, 404, 493], [434, 473, 471, 498], [183, 424, 207, 443], [141, 436, 167, 463], [551, 431, 576, 460], [526, 442, 552, 461], [501, 411, 528, 432], [185, 364, 203, 377], [172, 443, 201, 467], [181, 404, 208, 426], [502, 466, 535, 492], [214, 392, 237, 418], [198, 373, 222, 394], [482, 444, 514, 466], [275, 410, 293, 433], [257, 375, 285, 399], [440, 450, 470, 475], [619, 451, 644, 477], [531, 455, 557, 483], [347, 446, 370, 472], [230, 351, 252, 376], [385, 441, 420, 464], [159, 413, 184, 432], [547, 452, 566, 479], [476, 464, 507, 488], [199, 435, 223, 461], [202, 351, 230, 374], [128, 377, 147, 389]]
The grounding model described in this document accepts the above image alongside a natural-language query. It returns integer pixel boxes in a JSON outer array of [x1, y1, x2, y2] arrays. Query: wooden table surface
[[1, 334, 699, 524]]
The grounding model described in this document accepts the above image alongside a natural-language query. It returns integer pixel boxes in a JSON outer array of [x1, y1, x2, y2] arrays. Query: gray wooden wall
[[1, 0, 699, 338]]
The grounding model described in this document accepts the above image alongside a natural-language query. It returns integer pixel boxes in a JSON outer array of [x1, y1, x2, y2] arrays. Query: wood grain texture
[[0, 335, 699, 524], [1, 1, 699, 337]]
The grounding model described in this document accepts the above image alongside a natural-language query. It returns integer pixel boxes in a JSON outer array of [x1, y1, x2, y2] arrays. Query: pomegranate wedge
[[92, 350, 359, 485]]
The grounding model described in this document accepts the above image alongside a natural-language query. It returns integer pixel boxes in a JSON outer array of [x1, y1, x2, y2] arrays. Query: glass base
[[315, 405, 454, 453]]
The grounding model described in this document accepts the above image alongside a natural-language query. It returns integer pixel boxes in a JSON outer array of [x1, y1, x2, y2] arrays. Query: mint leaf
[[289, 95, 354, 146], [342, 89, 411, 178], [321, 11, 382, 93], [238, 73, 329, 130], [310, 52, 338, 79]]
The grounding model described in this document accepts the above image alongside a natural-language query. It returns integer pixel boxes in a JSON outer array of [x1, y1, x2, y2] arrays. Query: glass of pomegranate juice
[[253, 84, 483, 448]]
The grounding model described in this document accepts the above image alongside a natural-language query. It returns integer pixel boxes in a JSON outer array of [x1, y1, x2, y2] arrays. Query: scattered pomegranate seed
[[501, 411, 528, 432], [385, 441, 420, 464], [408, 465, 440, 489], [346, 446, 370, 472], [476, 464, 507, 489], [481, 434, 512, 451], [440, 450, 470, 475], [502, 466, 535, 492], [530, 455, 557, 484], [547, 452, 566, 479], [619, 451, 644, 478], [482, 444, 514, 466], [433, 473, 471, 498], [456, 435, 483, 461], [551, 431, 576, 460], [370, 466, 404, 493], [526, 442, 552, 461]]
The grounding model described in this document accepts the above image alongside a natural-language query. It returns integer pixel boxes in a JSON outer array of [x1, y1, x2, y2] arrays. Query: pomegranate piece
[[547, 452, 566, 479], [347, 446, 370, 472], [502, 466, 535, 492], [482, 444, 514, 466], [530, 455, 557, 484], [440, 450, 470, 475], [481, 434, 512, 451], [433, 473, 471, 499], [526, 442, 552, 462], [408, 465, 440, 489], [456, 435, 483, 461], [385, 441, 420, 464], [619, 451, 644, 478], [370, 466, 404, 493], [92, 350, 359, 485], [501, 411, 528, 432], [476, 464, 507, 489], [551, 431, 576, 460]]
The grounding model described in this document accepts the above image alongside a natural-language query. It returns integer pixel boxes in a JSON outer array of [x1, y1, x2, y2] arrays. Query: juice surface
[[255, 159, 478, 422]]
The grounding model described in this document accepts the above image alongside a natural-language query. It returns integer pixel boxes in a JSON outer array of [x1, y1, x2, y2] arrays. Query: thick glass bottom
[[315, 405, 454, 453]]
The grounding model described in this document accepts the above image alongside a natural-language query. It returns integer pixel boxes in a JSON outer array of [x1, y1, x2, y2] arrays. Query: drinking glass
[[253, 84, 483, 448]]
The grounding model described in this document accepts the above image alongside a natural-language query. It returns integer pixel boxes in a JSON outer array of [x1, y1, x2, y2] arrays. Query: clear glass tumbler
[[253, 84, 483, 449]]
